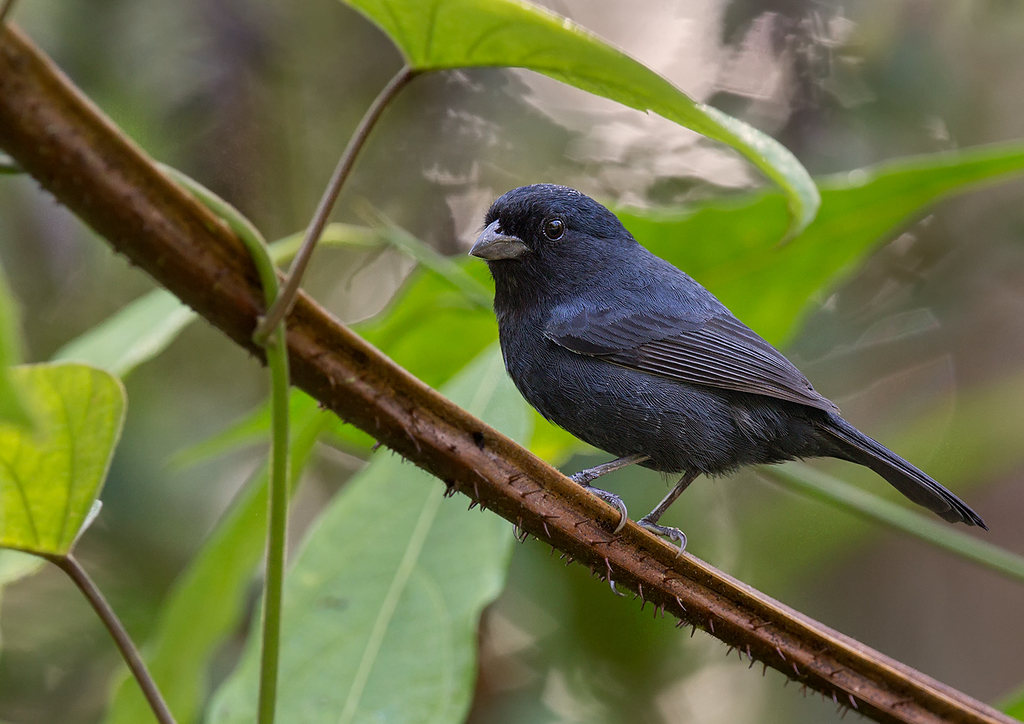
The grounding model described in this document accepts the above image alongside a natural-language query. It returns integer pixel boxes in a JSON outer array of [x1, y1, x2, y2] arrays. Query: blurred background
[[1, 0, 1024, 722]]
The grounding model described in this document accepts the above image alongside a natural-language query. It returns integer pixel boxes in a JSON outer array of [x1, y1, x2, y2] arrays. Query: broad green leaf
[[0, 363, 125, 555], [620, 140, 1024, 345], [0, 264, 31, 428], [209, 345, 532, 724], [104, 403, 331, 724], [366, 213, 492, 310], [760, 463, 1024, 584], [171, 390, 326, 469], [53, 290, 196, 377], [354, 262, 498, 389], [51, 222, 381, 383], [174, 261, 493, 470], [268, 222, 382, 266], [47, 216, 471, 388], [339, 0, 819, 237]]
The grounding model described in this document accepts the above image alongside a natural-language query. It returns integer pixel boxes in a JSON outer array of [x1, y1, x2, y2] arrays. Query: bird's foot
[[569, 453, 649, 486], [578, 485, 628, 533], [638, 517, 687, 557], [570, 468, 600, 486]]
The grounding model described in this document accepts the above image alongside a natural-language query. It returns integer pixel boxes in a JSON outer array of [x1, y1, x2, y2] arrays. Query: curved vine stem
[[253, 65, 417, 344], [48, 554, 177, 724]]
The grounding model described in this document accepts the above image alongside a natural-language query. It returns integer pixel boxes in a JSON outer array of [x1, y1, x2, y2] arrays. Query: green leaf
[[354, 262, 498, 389], [0, 549, 43, 584], [51, 222, 381, 381], [0, 363, 126, 556], [0, 264, 32, 428], [103, 402, 331, 724], [619, 140, 1024, 345], [269, 222, 382, 265], [209, 344, 532, 724], [53, 290, 196, 377], [361, 207, 493, 311], [171, 390, 323, 469], [1000, 684, 1024, 718], [339, 0, 819, 237], [759, 463, 1024, 584]]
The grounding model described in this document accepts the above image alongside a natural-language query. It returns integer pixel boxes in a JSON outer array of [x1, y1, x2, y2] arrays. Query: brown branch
[[0, 24, 1012, 724]]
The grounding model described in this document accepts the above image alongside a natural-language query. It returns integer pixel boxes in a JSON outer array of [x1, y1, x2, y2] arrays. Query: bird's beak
[[470, 220, 530, 260]]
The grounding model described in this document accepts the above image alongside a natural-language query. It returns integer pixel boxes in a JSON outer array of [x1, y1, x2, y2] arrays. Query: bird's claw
[[580, 485, 628, 533], [638, 517, 687, 556]]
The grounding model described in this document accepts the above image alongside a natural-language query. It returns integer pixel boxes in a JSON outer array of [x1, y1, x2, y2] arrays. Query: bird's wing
[[546, 307, 838, 413]]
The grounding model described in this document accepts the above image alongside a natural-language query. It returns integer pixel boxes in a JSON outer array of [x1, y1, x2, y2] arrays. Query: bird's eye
[[543, 218, 565, 240]]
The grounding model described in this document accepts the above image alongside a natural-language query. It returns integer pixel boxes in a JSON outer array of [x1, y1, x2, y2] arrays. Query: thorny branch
[[0, 24, 1013, 724]]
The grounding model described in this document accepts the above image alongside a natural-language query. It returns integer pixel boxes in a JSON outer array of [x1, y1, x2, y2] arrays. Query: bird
[[469, 183, 985, 553]]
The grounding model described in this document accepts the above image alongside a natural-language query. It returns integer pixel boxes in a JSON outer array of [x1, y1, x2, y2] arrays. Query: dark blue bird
[[470, 184, 985, 552]]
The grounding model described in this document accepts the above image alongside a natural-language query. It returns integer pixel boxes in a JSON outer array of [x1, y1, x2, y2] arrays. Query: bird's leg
[[570, 453, 649, 485], [638, 471, 698, 556], [569, 453, 649, 533]]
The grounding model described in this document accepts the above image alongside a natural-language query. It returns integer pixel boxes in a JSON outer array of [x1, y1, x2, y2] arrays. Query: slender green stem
[[253, 65, 416, 344], [48, 554, 177, 724], [258, 321, 290, 724], [161, 165, 291, 724]]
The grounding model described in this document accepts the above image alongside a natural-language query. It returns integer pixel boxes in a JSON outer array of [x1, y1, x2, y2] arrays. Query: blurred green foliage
[[2, 2, 1024, 724], [104, 398, 331, 724], [0, 264, 30, 428], [209, 346, 531, 724]]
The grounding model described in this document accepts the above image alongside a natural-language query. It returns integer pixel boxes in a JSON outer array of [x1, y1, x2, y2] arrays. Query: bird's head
[[470, 184, 637, 304]]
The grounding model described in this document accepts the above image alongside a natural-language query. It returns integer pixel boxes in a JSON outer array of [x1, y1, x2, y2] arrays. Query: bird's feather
[[547, 309, 838, 413]]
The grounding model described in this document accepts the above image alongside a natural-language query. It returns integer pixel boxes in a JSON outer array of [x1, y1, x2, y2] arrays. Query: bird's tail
[[818, 415, 986, 528]]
